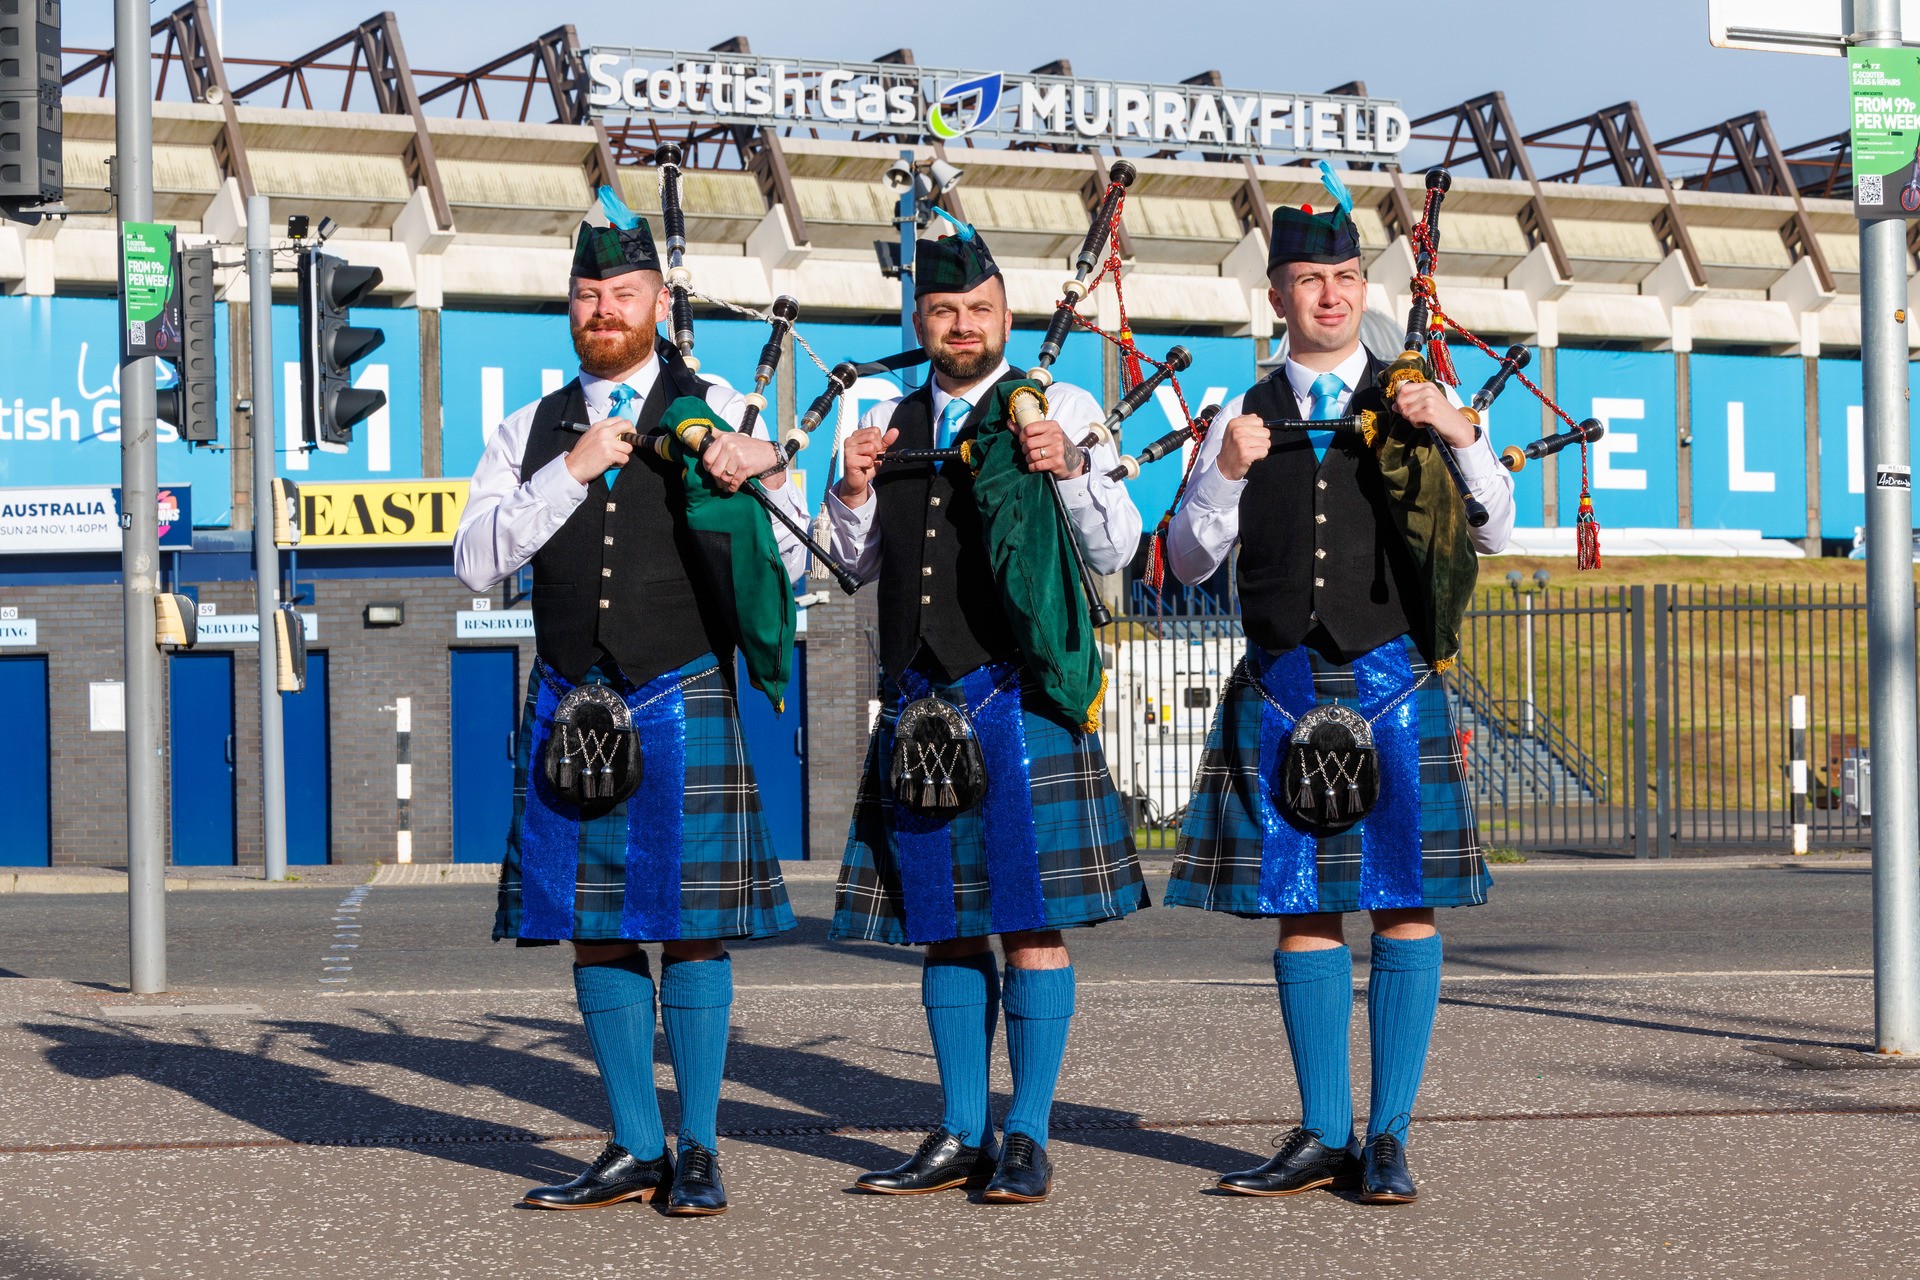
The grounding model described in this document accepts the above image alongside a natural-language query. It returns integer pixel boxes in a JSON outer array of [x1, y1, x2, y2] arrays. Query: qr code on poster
[[1859, 173, 1884, 206], [128, 319, 146, 345]]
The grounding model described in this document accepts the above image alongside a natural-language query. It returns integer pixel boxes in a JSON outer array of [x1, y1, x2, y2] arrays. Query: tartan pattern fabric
[[1267, 204, 1362, 269], [494, 656, 795, 943], [571, 218, 661, 279], [832, 671, 1149, 944], [913, 231, 1000, 297], [1167, 638, 1490, 916]]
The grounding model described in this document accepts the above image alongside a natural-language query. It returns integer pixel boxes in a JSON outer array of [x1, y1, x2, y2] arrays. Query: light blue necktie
[[604, 383, 637, 483], [1306, 371, 1344, 463], [937, 396, 972, 450]]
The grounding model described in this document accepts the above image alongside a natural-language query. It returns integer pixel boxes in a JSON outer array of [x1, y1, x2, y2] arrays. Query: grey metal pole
[[1858, 0, 1920, 1055], [116, 0, 166, 994], [248, 196, 288, 882], [897, 148, 919, 391]]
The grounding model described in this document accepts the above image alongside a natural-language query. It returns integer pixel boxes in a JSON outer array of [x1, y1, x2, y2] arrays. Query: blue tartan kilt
[[1166, 636, 1490, 917], [831, 669, 1150, 945], [493, 654, 796, 944]]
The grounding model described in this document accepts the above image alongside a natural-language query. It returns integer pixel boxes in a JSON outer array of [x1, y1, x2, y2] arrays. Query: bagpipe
[[1384, 166, 1605, 568]]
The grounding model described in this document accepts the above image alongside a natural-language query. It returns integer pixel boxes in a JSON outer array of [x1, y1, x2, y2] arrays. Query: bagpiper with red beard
[[824, 222, 1148, 1205], [453, 199, 807, 1218]]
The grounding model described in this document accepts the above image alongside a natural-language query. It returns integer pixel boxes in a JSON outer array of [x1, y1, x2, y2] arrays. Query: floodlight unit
[[0, 0, 62, 213], [156, 244, 218, 442], [296, 245, 386, 447]]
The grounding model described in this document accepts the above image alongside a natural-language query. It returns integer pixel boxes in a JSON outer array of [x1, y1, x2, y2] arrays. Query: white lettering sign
[[586, 49, 1407, 160], [198, 613, 320, 645], [1724, 402, 1777, 493], [0, 619, 36, 646], [1590, 398, 1648, 491], [456, 609, 535, 638]]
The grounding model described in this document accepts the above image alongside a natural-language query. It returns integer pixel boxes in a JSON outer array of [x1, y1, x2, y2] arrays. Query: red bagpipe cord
[[1415, 194, 1601, 570], [1049, 180, 1201, 595]]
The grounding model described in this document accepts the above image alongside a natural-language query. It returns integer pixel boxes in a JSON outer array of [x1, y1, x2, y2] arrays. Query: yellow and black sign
[[298, 480, 470, 547]]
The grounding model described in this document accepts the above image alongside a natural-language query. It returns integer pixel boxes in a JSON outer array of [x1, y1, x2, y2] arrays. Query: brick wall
[[1, 558, 880, 868]]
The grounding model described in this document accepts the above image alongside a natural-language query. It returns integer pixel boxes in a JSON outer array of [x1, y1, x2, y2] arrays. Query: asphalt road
[[0, 861, 1874, 994]]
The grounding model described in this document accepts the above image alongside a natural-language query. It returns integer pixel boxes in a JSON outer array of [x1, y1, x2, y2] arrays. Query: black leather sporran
[[889, 696, 988, 819], [1279, 703, 1380, 837], [542, 683, 643, 819]]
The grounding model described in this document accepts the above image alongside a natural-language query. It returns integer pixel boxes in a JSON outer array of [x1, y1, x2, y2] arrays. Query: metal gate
[[1101, 583, 1875, 856]]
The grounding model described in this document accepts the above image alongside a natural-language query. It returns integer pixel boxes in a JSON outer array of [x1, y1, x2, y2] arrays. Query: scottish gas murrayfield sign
[[585, 49, 1409, 160]]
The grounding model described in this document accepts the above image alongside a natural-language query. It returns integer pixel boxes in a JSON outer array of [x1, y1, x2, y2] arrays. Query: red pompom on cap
[[1302, 203, 1314, 216]]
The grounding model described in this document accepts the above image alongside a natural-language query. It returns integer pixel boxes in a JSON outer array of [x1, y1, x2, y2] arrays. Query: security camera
[[883, 159, 914, 191]]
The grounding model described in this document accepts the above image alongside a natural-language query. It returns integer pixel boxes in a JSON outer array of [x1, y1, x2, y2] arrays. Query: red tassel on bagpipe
[[1425, 319, 1459, 388], [1575, 489, 1602, 570]]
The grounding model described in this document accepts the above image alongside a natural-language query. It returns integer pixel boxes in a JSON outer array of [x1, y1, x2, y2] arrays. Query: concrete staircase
[[1447, 684, 1605, 809]]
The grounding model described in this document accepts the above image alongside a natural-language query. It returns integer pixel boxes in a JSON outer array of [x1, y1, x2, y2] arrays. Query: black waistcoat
[[1235, 352, 1421, 663], [518, 358, 735, 685], [871, 372, 1026, 682]]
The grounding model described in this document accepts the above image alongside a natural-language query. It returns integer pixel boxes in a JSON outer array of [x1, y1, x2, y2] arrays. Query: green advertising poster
[[119, 221, 178, 359], [1850, 47, 1920, 219]]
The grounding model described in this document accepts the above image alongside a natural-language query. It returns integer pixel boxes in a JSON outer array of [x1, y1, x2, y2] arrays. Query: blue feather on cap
[[1316, 161, 1354, 217], [596, 184, 642, 232]]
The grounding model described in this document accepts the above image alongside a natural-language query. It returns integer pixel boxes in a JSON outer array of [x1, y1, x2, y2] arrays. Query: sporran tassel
[[557, 736, 577, 793], [1295, 776, 1318, 813], [939, 780, 958, 809], [921, 777, 938, 810], [1346, 779, 1363, 815], [1322, 785, 1340, 823]]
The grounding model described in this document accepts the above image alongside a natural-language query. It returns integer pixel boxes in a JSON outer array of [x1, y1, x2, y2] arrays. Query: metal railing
[[1098, 583, 1877, 857]]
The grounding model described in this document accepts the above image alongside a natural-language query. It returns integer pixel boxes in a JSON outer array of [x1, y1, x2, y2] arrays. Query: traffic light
[[0, 0, 61, 214], [274, 606, 307, 693], [156, 244, 217, 442], [297, 247, 385, 447]]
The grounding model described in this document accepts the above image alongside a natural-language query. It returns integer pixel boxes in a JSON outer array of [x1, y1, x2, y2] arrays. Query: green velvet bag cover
[[658, 396, 797, 711], [964, 379, 1107, 730], [1367, 413, 1480, 670]]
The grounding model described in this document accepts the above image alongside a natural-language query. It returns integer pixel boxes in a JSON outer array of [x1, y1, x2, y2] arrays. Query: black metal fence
[[1101, 583, 1875, 855]]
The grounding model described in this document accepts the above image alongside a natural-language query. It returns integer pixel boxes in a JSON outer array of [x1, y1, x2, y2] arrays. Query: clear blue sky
[[74, 1, 1844, 160]]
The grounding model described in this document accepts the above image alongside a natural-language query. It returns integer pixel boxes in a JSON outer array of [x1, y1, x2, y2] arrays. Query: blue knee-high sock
[[1274, 946, 1355, 1147], [1365, 933, 1444, 1142], [1001, 964, 1075, 1148], [573, 954, 666, 1160], [922, 953, 1000, 1147], [659, 954, 733, 1153]]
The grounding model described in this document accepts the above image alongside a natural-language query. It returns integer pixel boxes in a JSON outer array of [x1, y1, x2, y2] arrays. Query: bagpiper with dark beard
[[453, 199, 807, 1217], [824, 221, 1148, 1205]]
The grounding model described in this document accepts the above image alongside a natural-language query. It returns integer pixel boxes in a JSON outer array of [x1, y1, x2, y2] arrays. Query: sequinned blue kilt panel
[[1167, 637, 1490, 917], [494, 656, 796, 943], [832, 670, 1150, 945]]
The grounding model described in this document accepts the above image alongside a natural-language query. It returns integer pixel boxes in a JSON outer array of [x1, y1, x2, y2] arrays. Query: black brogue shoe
[[666, 1141, 729, 1216], [521, 1141, 673, 1209], [1359, 1132, 1419, 1205], [856, 1128, 999, 1195], [980, 1132, 1053, 1204], [1217, 1126, 1363, 1197]]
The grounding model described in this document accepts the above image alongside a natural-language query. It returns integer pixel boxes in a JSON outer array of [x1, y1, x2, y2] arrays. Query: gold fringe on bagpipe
[[1080, 667, 1108, 735]]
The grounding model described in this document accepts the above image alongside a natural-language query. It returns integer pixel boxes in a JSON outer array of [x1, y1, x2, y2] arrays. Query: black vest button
[[600, 599, 611, 608], [602, 567, 613, 577], [930, 496, 941, 507], [921, 594, 931, 605], [922, 565, 932, 577], [926, 528, 937, 538], [603, 535, 614, 546]]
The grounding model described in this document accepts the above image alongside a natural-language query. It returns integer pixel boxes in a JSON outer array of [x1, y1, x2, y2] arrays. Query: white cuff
[[1450, 432, 1503, 481], [531, 453, 589, 513], [827, 485, 876, 531], [1185, 465, 1248, 514]]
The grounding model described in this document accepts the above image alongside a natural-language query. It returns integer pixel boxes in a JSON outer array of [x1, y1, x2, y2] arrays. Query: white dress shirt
[[1164, 348, 1515, 585], [823, 359, 1143, 580], [453, 353, 811, 591]]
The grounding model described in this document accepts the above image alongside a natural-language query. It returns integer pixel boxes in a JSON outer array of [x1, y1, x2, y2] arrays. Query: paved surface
[[0, 862, 1911, 1279]]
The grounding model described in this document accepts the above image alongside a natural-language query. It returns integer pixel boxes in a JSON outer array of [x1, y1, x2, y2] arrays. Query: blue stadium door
[[282, 651, 331, 865], [451, 647, 519, 862], [736, 647, 808, 860], [0, 656, 51, 867], [169, 652, 236, 866]]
